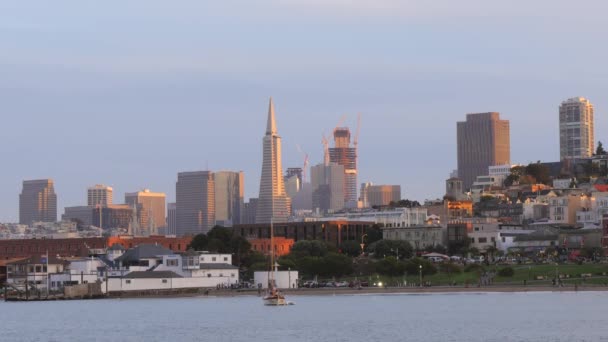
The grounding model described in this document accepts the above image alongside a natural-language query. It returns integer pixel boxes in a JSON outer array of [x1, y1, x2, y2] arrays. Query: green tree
[[485, 245, 498, 262], [339, 240, 363, 257], [369, 240, 413, 259], [375, 257, 406, 276], [525, 162, 551, 185], [188, 234, 210, 251], [289, 240, 331, 258], [365, 224, 383, 245], [597, 141, 606, 155]]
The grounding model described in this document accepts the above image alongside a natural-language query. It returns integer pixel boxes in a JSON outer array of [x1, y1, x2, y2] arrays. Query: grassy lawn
[[350, 263, 608, 287]]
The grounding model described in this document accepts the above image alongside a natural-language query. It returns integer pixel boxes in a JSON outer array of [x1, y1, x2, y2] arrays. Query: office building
[[87, 184, 113, 207], [359, 182, 372, 208], [559, 97, 595, 159], [92, 204, 134, 230], [176, 171, 215, 236], [242, 198, 259, 225], [255, 98, 291, 223], [457, 112, 510, 190], [213, 171, 244, 226], [367, 185, 401, 207], [19, 179, 57, 225], [329, 127, 357, 208], [125, 189, 167, 234], [62, 206, 94, 227], [167, 203, 177, 236], [311, 163, 345, 212]]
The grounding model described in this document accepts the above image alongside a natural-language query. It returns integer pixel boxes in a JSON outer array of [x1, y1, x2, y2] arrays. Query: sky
[[1, 0, 608, 222]]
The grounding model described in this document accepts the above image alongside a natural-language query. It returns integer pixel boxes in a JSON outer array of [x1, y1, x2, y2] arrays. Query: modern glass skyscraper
[[19, 179, 57, 225], [255, 98, 290, 223], [329, 127, 357, 208], [213, 171, 244, 226], [559, 97, 594, 160], [176, 171, 215, 236], [457, 112, 510, 191]]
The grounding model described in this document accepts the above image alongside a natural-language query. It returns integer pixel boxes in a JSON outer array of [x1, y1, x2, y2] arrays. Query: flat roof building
[[457, 112, 510, 191], [19, 179, 57, 226], [176, 171, 215, 236], [125, 189, 167, 233], [87, 184, 113, 207]]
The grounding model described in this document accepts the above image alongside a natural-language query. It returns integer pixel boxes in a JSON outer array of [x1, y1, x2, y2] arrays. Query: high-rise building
[[329, 127, 357, 208], [285, 168, 303, 184], [285, 167, 303, 199], [125, 189, 166, 234], [213, 171, 244, 226], [242, 198, 259, 224], [359, 182, 373, 208], [92, 204, 134, 230], [367, 185, 401, 207], [87, 184, 113, 207], [457, 112, 510, 190], [62, 206, 94, 227], [311, 163, 344, 212], [176, 171, 215, 236], [167, 203, 177, 236], [559, 97, 595, 160], [19, 179, 57, 225], [255, 98, 291, 223]]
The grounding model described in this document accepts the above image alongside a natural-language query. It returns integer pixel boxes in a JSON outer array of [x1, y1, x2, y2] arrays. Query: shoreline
[[111, 284, 608, 299], [7, 284, 608, 302]]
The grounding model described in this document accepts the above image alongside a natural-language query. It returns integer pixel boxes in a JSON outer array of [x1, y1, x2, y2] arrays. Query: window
[[162, 279, 168, 283], [478, 237, 487, 243], [207, 273, 212, 277], [212, 257, 216, 261], [231, 273, 235, 277], [126, 280, 131, 284], [219, 273, 223, 277], [223, 257, 228, 261], [167, 259, 178, 267]]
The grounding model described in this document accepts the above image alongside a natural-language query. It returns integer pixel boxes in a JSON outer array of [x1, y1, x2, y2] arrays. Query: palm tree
[[485, 246, 498, 263]]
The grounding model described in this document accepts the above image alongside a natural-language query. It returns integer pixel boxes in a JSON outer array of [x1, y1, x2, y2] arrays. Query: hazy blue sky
[[1, 1, 607, 222]]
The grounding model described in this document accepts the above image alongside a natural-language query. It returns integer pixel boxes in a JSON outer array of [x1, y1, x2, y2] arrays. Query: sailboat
[[263, 218, 289, 306]]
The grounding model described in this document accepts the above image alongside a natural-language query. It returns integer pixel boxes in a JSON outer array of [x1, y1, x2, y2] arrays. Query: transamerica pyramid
[[255, 97, 291, 223]]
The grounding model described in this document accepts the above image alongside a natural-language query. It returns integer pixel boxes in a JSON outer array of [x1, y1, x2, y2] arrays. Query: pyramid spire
[[266, 97, 277, 135]]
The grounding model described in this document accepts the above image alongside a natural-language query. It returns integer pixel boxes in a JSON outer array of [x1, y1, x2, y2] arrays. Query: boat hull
[[263, 296, 288, 306]]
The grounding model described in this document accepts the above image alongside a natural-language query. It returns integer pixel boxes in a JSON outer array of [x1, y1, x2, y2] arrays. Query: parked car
[[335, 281, 349, 287], [428, 256, 445, 263], [303, 280, 318, 288]]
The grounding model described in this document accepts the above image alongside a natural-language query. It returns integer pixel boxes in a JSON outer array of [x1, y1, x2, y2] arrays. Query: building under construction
[[329, 127, 358, 208]]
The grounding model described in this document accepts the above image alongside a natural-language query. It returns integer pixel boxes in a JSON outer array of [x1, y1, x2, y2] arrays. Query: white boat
[[263, 218, 291, 306]]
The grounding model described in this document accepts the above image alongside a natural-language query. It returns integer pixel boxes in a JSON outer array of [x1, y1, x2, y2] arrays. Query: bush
[[439, 262, 462, 274], [464, 264, 485, 273], [375, 257, 406, 276], [404, 258, 437, 276], [497, 267, 515, 277]]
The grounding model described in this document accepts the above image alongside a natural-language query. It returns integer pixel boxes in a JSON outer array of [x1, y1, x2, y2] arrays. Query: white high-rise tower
[[256, 98, 291, 223], [559, 97, 595, 159]]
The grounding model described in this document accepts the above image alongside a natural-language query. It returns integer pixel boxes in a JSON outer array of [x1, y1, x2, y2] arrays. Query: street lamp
[[419, 264, 423, 287], [360, 234, 368, 256]]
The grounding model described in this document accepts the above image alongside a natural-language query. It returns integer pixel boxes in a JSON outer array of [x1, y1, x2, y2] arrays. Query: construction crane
[[333, 114, 347, 134], [322, 133, 330, 166], [296, 144, 310, 183], [354, 113, 361, 152]]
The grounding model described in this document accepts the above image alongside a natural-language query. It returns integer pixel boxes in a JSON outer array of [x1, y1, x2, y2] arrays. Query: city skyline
[[2, 1, 608, 221]]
